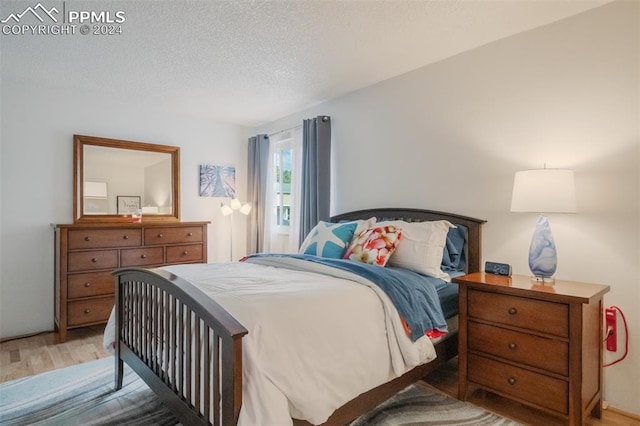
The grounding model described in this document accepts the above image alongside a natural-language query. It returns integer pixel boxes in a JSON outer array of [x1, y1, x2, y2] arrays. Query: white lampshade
[[220, 204, 234, 216], [230, 198, 242, 210], [510, 169, 577, 213], [239, 202, 252, 215]]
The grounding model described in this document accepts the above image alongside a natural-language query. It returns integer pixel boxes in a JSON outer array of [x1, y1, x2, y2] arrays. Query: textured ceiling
[[1, 1, 609, 126]]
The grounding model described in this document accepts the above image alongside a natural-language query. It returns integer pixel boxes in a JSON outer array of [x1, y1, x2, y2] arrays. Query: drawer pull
[[183, 251, 189, 256], [84, 309, 91, 314], [188, 232, 193, 236], [508, 342, 517, 350], [84, 282, 91, 287], [141, 254, 147, 259], [91, 258, 98, 263], [508, 307, 517, 315], [507, 377, 517, 385], [84, 236, 91, 242], [123, 235, 129, 240], [157, 233, 164, 239]]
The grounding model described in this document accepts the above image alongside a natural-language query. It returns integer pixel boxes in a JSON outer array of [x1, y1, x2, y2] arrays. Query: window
[[264, 127, 302, 253]]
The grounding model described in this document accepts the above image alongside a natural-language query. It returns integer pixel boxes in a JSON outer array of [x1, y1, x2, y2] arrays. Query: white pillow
[[299, 217, 377, 254], [378, 219, 454, 280]]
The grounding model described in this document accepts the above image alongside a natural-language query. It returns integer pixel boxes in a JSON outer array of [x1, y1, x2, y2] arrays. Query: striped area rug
[[0, 357, 520, 425]]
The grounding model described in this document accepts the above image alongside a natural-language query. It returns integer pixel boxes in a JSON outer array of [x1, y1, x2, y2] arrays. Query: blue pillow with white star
[[301, 221, 358, 258]]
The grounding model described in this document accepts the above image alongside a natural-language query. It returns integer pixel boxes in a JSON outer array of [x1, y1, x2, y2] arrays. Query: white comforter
[[104, 258, 437, 425]]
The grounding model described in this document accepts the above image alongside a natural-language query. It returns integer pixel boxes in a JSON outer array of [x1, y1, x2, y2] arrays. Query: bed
[[111, 207, 485, 425]]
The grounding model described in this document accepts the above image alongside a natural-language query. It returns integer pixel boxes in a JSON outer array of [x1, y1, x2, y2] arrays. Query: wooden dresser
[[54, 222, 208, 342], [454, 272, 609, 425]]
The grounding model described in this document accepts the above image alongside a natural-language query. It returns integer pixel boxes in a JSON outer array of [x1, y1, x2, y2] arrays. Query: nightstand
[[454, 272, 609, 425]]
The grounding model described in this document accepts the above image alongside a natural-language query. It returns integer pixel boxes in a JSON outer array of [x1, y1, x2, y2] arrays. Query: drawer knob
[[188, 232, 193, 236], [157, 233, 163, 239], [508, 342, 517, 350], [84, 309, 91, 314], [123, 235, 129, 240], [141, 254, 147, 259], [508, 307, 517, 315], [507, 377, 517, 385], [84, 282, 91, 287], [91, 258, 98, 263], [183, 251, 188, 256], [84, 236, 91, 241]]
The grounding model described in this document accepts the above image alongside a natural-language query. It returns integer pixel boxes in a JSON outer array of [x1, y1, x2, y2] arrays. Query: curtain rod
[[268, 124, 302, 138]]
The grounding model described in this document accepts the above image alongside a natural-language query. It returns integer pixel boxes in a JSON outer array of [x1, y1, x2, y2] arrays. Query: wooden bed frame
[[114, 208, 485, 426]]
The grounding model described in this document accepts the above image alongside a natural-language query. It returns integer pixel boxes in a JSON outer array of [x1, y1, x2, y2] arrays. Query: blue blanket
[[245, 254, 448, 341]]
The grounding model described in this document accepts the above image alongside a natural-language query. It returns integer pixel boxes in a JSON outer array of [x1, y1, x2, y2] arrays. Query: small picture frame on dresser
[[117, 196, 141, 214]]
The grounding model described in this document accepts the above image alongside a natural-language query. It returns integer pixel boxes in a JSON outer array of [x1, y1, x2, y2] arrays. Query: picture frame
[[199, 164, 236, 198], [117, 195, 141, 214]]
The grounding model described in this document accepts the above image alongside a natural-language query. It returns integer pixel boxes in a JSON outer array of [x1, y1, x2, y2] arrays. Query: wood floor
[[0, 325, 111, 383], [1, 326, 638, 425]]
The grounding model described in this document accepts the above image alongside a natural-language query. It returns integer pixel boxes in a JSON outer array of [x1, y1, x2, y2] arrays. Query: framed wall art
[[199, 164, 236, 198], [117, 195, 141, 214]]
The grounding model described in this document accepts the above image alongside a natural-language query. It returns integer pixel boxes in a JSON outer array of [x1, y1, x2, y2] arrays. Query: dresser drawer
[[68, 250, 118, 272], [144, 226, 203, 245], [166, 244, 203, 264], [68, 229, 142, 249], [68, 272, 114, 299], [468, 321, 569, 376], [468, 290, 569, 337], [468, 353, 568, 414], [67, 296, 114, 326], [120, 247, 164, 267]]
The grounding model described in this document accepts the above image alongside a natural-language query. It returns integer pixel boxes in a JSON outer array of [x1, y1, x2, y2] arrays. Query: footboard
[[114, 267, 248, 426]]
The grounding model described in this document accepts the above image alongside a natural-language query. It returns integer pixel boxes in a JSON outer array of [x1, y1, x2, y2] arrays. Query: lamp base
[[530, 276, 555, 285], [528, 215, 558, 280]]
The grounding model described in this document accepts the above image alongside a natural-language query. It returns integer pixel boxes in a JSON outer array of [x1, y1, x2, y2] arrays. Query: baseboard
[[604, 405, 640, 422], [0, 329, 53, 343]]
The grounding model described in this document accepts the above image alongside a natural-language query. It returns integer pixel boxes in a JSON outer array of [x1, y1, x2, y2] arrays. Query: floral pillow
[[343, 225, 403, 266]]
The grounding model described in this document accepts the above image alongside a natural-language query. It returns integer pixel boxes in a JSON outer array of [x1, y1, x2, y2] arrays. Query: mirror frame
[[73, 134, 180, 224]]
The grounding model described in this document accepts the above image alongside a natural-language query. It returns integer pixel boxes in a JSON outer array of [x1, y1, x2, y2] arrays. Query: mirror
[[74, 135, 180, 223]]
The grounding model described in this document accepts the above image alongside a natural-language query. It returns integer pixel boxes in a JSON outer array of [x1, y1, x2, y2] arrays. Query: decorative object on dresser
[[510, 168, 577, 283], [454, 272, 609, 425], [53, 222, 208, 342]]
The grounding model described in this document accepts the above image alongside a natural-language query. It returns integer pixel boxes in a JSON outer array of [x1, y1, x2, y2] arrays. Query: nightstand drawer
[[144, 226, 203, 245], [468, 353, 568, 414], [468, 289, 569, 337], [121, 247, 164, 267], [68, 272, 114, 298], [468, 321, 569, 375], [67, 296, 114, 326], [68, 250, 118, 272], [68, 228, 142, 249], [166, 244, 203, 263]]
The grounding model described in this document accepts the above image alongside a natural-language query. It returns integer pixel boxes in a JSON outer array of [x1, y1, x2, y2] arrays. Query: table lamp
[[510, 168, 576, 283]]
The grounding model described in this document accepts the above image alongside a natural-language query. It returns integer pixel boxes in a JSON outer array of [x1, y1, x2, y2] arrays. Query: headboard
[[330, 208, 486, 273]]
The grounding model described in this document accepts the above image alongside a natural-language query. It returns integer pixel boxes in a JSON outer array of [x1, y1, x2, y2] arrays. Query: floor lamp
[[220, 199, 252, 261]]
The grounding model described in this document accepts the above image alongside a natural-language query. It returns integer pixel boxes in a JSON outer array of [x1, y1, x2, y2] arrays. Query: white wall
[[0, 76, 251, 339], [144, 158, 172, 214], [256, 2, 639, 415]]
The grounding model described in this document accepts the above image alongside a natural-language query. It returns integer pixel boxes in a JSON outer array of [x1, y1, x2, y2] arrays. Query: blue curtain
[[246, 134, 269, 254], [299, 116, 331, 246]]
